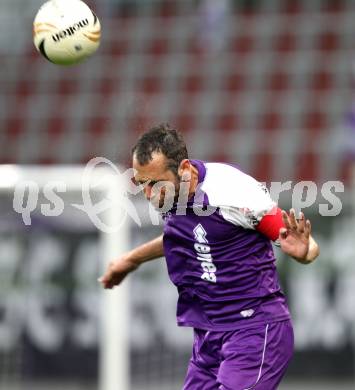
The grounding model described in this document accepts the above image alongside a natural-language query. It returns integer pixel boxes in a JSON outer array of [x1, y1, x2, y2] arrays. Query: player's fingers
[[289, 208, 298, 230], [281, 210, 291, 230], [298, 211, 305, 233], [305, 220, 311, 239], [104, 281, 114, 289], [101, 277, 114, 289], [98, 271, 112, 286]]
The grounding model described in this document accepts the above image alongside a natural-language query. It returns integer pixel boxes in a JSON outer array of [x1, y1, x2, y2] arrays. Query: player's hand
[[98, 256, 137, 289], [279, 209, 311, 261]]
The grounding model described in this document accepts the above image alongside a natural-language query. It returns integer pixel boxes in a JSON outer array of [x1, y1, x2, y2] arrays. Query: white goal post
[[0, 164, 130, 390]]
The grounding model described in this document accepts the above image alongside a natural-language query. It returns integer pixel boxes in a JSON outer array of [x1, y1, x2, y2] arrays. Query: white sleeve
[[201, 163, 276, 230]]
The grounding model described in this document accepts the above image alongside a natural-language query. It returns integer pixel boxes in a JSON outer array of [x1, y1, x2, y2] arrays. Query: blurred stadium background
[[1, 0, 355, 389]]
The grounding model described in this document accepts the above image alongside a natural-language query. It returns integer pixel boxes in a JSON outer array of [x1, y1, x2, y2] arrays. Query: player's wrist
[[304, 240, 319, 263], [120, 254, 140, 272], [109, 255, 139, 277], [291, 241, 319, 264]]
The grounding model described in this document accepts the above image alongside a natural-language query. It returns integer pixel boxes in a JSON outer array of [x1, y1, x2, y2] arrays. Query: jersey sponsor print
[[163, 160, 290, 331]]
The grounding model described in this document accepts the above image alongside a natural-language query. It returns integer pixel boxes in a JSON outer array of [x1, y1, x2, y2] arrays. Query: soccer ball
[[33, 0, 101, 66]]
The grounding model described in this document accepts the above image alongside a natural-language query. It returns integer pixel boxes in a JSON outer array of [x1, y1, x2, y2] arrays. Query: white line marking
[[244, 323, 269, 390]]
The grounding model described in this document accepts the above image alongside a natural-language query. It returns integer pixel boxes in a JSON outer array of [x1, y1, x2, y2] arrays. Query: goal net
[[0, 164, 192, 390]]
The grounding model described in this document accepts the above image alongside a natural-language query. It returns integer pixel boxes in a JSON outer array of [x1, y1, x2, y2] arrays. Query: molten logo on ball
[[52, 18, 89, 42]]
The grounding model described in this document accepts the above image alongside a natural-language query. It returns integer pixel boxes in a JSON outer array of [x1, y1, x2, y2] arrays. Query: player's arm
[[219, 171, 319, 264], [99, 234, 164, 289], [256, 207, 320, 264]]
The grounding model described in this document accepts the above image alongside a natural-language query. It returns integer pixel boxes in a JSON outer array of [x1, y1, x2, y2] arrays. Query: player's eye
[[134, 179, 157, 187], [133, 179, 161, 187]]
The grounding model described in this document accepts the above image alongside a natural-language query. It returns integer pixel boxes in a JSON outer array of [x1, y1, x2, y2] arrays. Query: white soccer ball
[[33, 0, 101, 65]]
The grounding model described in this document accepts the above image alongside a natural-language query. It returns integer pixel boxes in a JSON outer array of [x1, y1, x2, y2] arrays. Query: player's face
[[133, 152, 182, 209]]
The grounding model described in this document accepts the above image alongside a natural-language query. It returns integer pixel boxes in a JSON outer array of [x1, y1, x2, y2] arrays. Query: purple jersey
[[162, 160, 290, 331]]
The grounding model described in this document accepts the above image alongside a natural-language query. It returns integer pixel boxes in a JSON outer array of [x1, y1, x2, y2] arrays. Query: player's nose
[[143, 185, 152, 200]]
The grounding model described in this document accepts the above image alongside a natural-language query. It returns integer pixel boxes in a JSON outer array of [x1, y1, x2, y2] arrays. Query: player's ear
[[178, 159, 190, 178]]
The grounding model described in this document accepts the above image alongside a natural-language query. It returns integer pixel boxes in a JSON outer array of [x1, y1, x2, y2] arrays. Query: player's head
[[132, 123, 192, 208]]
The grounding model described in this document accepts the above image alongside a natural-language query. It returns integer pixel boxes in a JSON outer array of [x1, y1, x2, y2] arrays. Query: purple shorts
[[183, 320, 294, 390]]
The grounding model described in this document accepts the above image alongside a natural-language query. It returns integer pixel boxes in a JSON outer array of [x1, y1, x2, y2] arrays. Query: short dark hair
[[132, 124, 188, 175]]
